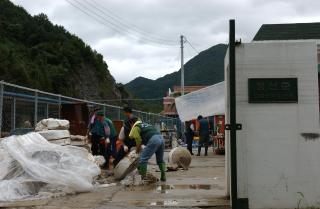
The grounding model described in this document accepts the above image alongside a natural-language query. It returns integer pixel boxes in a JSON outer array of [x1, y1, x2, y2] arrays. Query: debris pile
[[167, 147, 192, 170], [0, 132, 100, 202]]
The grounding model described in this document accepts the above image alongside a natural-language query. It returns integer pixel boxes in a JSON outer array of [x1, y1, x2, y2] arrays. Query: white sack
[[35, 118, 69, 131], [168, 147, 192, 170], [175, 82, 225, 122], [38, 130, 70, 141]]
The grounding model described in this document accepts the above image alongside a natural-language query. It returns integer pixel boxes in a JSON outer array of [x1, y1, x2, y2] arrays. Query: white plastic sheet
[[175, 82, 225, 122], [0, 132, 100, 201]]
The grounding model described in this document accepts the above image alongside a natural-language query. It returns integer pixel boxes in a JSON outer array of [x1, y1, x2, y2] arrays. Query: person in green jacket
[[129, 120, 166, 181], [103, 116, 118, 169]]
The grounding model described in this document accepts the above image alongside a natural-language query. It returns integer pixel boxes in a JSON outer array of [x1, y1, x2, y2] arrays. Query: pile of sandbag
[[35, 119, 71, 145], [0, 132, 100, 202]]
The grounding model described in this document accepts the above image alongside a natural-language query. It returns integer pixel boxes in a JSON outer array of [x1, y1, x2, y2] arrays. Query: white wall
[[225, 41, 320, 209]]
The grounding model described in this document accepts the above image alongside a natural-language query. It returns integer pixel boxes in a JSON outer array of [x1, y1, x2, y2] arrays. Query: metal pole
[[0, 81, 4, 136], [58, 95, 61, 119], [46, 103, 49, 118], [118, 108, 121, 120], [12, 98, 16, 130], [180, 35, 185, 96], [229, 19, 238, 209], [34, 90, 38, 127]]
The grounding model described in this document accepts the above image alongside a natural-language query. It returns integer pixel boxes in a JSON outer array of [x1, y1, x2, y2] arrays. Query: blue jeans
[[140, 134, 165, 165]]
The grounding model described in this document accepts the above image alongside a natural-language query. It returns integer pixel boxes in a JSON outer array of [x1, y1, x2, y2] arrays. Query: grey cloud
[[10, 0, 320, 83]]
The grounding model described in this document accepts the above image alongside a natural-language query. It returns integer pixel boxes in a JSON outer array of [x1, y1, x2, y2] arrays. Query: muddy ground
[[4, 148, 230, 209]]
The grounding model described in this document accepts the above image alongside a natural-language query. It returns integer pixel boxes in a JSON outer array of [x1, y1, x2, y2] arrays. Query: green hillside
[[0, 0, 123, 100], [125, 44, 228, 111]]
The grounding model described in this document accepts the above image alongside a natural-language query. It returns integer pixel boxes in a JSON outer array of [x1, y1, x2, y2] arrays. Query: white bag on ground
[[0, 132, 100, 201], [168, 147, 192, 170]]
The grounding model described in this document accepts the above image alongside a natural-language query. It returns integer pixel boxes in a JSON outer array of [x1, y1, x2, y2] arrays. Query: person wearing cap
[[86, 107, 101, 143], [113, 106, 139, 166], [197, 115, 210, 156], [89, 111, 111, 168], [129, 120, 166, 182]]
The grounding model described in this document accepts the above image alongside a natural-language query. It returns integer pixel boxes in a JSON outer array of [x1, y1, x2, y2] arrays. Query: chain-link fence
[[0, 81, 180, 137]]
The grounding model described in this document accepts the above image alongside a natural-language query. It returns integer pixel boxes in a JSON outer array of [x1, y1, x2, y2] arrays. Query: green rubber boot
[[158, 163, 167, 182], [138, 164, 147, 179]]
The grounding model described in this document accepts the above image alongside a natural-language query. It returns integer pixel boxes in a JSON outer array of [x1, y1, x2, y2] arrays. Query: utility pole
[[180, 35, 185, 96]]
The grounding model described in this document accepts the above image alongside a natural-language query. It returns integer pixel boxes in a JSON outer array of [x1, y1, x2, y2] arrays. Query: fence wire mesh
[[0, 81, 180, 137]]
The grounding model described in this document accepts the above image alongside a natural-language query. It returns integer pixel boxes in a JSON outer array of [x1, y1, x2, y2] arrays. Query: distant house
[[162, 86, 206, 117]]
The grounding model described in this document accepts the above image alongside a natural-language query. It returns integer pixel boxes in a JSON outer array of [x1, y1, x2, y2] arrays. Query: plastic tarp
[[175, 82, 225, 122], [0, 132, 100, 201]]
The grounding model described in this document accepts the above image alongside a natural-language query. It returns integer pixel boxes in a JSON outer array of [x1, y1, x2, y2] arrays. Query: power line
[[66, 0, 178, 47], [185, 38, 200, 54], [88, 0, 177, 44], [82, 0, 176, 45]]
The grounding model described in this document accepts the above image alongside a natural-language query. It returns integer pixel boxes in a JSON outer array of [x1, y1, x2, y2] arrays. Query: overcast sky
[[11, 0, 320, 83]]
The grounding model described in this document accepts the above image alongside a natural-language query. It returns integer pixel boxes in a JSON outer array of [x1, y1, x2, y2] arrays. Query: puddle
[[124, 197, 229, 207], [123, 184, 222, 194], [155, 184, 214, 194], [150, 200, 179, 206]]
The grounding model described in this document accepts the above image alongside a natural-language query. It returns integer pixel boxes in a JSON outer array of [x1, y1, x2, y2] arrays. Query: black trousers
[[113, 141, 135, 167], [198, 134, 209, 155], [91, 134, 105, 156], [186, 133, 194, 154], [113, 145, 126, 166]]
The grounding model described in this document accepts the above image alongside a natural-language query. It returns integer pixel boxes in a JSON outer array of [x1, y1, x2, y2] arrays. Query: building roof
[[253, 22, 320, 41]]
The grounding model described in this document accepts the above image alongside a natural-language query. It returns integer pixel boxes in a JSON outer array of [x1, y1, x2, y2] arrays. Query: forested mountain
[[125, 44, 228, 111], [0, 0, 124, 101]]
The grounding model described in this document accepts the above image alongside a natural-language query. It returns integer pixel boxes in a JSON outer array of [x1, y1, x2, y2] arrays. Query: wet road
[[108, 148, 229, 208], [7, 148, 229, 209]]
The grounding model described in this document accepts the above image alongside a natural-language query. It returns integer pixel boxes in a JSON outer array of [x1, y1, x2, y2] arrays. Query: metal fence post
[[0, 81, 4, 136], [118, 108, 121, 120], [46, 103, 49, 118], [58, 95, 61, 119], [12, 98, 16, 130], [34, 90, 38, 127]]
